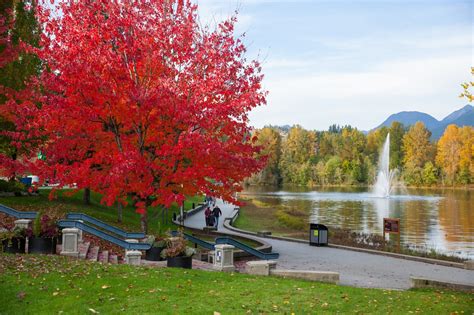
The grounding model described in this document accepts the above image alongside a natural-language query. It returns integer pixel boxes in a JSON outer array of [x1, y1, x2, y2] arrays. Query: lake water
[[241, 186, 474, 259]]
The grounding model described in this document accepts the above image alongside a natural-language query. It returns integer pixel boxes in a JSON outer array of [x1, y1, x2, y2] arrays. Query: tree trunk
[[140, 212, 148, 234], [117, 202, 123, 223], [83, 188, 91, 205]]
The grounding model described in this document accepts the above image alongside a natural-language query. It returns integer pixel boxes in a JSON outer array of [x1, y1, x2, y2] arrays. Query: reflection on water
[[242, 186, 474, 259]]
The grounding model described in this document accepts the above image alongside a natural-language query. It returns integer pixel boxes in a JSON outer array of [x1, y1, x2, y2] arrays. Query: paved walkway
[[185, 200, 474, 290]]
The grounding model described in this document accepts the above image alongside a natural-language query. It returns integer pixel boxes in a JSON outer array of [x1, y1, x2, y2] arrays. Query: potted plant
[[28, 214, 60, 254], [144, 235, 166, 261], [0, 223, 29, 254], [160, 233, 195, 269]]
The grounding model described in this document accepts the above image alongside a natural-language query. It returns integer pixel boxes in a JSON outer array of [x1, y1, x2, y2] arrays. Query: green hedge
[[0, 180, 25, 193]]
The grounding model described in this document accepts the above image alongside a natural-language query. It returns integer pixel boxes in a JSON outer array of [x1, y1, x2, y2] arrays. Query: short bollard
[[60, 228, 80, 257], [125, 250, 142, 265], [14, 219, 31, 230], [125, 239, 139, 256], [213, 244, 235, 272]]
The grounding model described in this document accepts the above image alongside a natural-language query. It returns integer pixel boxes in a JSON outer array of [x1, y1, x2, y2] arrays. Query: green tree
[[324, 156, 343, 184], [422, 161, 438, 186], [0, 0, 41, 175], [389, 121, 405, 170], [279, 125, 315, 185], [366, 126, 389, 165]]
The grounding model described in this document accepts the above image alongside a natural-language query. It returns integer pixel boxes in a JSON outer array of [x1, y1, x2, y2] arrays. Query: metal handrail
[[215, 236, 279, 260], [0, 203, 37, 219], [66, 213, 145, 239], [57, 220, 151, 250], [184, 232, 215, 250], [172, 230, 279, 260]]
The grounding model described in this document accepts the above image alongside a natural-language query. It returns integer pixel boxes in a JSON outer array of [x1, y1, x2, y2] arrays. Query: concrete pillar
[[125, 250, 141, 265], [213, 244, 235, 272], [60, 228, 80, 257], [14, 219, 31, 230]]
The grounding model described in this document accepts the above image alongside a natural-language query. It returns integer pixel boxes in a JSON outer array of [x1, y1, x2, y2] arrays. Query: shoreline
[[243, 183, 474, 191]]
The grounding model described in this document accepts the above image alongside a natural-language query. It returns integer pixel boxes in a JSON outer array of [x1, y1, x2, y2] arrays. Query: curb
[[411, 277, 474, 292], [226, 208, 466, 269]]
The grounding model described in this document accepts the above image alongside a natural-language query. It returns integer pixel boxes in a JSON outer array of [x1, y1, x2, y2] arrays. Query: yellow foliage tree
[[402, 122, 434, 168], [436, 125, 462, 184], [458, 126, 474, 183], [459, 67, 474, 102], [249, 127, 282, 185]]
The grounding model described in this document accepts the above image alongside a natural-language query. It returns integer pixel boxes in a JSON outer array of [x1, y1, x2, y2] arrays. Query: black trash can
[[309, 224, 328, 246]]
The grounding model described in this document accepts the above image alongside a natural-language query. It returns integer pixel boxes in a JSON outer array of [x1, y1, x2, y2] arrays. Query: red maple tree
[[3, 0, 266, 232]]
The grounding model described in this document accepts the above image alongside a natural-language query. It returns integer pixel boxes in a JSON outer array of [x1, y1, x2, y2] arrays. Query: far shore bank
[[242, 183, 474, 191]]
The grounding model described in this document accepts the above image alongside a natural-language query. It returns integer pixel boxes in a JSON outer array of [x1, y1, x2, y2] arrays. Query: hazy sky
[[195, 0, 473, 131]]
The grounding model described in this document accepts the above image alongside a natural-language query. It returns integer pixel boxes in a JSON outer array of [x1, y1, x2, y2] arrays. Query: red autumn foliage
[[2, 0, 266, 231]]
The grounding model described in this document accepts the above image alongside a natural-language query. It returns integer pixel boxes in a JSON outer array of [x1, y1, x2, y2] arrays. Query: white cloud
[[251, 53, 472, 130]]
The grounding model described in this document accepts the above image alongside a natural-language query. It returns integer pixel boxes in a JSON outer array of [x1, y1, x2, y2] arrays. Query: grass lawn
[[0, 254, 472, 314], [0, 190, 203, 235], [234, 199, 306, 239]]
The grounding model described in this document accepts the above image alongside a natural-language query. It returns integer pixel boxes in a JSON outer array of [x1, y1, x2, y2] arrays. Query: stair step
[[87, 246, 100, 261], [78, 242, 91, 259], [109, 254, 118, 264], [98, 251, 109, 263], [56, 244, 62, 255]]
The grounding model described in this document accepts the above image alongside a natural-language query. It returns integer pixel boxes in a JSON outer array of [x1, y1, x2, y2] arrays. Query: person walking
[[204, 206, 211, 226], [212, 205, 222, 229], [208, 212, 215, 228]]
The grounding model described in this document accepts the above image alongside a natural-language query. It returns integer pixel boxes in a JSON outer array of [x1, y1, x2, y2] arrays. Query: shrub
[[0, 180, 25, 193], [276, 210, 306, 230]]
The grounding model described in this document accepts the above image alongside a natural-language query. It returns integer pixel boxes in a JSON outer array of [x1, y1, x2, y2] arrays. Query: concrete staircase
[[57, 241, 121, 264]]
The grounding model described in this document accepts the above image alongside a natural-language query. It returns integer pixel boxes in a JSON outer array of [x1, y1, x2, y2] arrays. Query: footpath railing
[[57, 220, 151, 251], [1, 203, 147, 250], [66, 213, 145, 239], [175, 231, 279, 260], [215, 236, 279, 260], [175, 231, 215, 251], [0, 203, 37, 219], [1, 202, 278, 258]]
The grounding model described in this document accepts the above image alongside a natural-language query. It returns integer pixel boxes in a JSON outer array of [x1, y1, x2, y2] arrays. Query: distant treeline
[[246, 122, 474, 187]]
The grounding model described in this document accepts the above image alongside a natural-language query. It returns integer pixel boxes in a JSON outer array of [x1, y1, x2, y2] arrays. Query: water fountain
[[373, 133, 397, 198]]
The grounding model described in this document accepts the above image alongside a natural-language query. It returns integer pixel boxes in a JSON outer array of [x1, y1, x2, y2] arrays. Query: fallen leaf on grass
[[88, 308, 99, 314], [17, 291, 26, 300], [52, 292, 59, 296], [101, 285, 110, 289]]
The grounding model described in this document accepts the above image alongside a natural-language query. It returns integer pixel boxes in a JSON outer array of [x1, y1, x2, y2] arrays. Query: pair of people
[[204, 205, 222, 229], [204, 195, 216, 207]]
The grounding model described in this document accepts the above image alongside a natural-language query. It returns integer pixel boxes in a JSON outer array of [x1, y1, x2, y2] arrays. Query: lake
[[240, 186, 474, 259]]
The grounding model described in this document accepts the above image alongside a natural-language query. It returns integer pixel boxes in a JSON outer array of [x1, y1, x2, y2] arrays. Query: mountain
[[441, 105, 473, 124], [431, 105, 474, 139], [374, 111, 439, 131], [372, 105, 473, 140]]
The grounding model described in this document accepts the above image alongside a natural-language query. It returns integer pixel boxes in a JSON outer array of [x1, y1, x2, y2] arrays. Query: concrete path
[[185, 200, 474, 290]]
